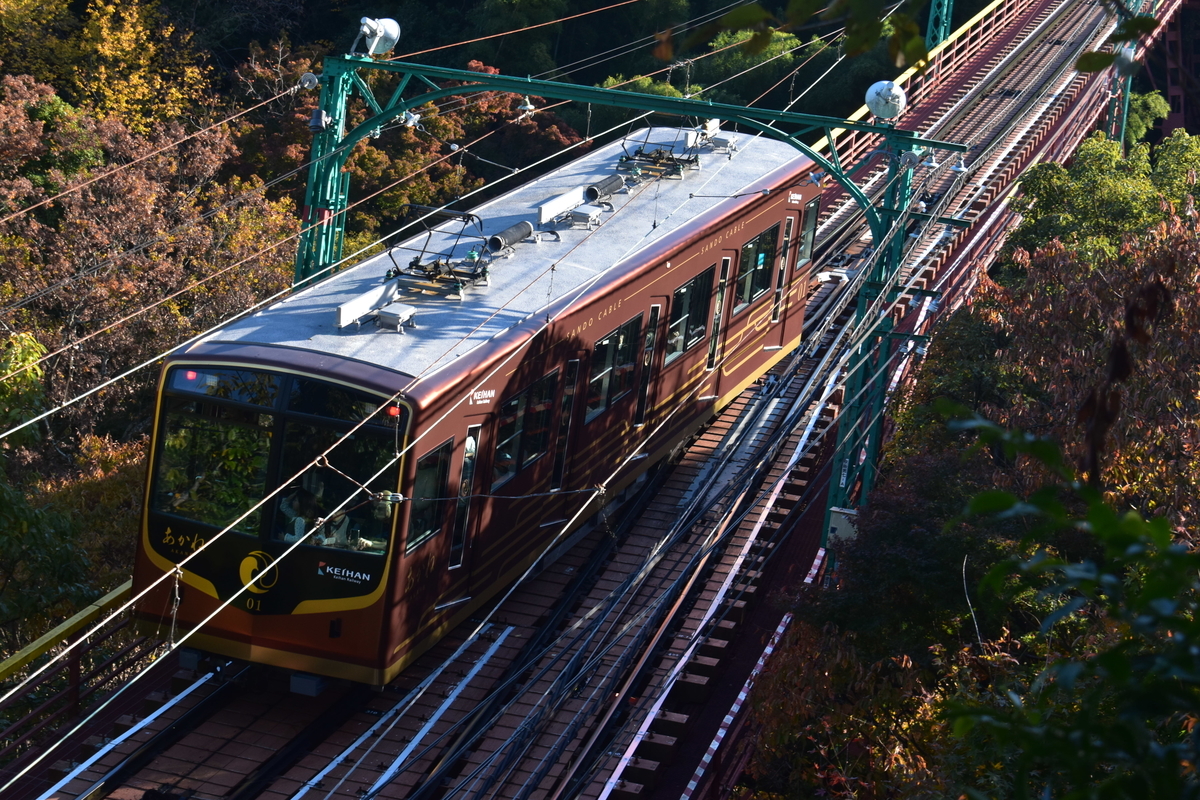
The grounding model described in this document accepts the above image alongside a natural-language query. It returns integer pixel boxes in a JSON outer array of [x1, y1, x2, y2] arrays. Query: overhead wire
[[390, 0, 647, 60], [0, 14, 780, 393], [0, 93, 731, 708], [0, 90, 296, 229], [21, 123, 928, 800], [4, 5, 934, 762], [0, 0, 743, 316], [0, 0, 649, 234], [1, 129, 726, 789], [177, 16, 1001, 794]]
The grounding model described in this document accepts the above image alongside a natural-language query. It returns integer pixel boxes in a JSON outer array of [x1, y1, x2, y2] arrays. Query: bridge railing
[[814, 0, 1042, 168], [0, 580, 161, 773]]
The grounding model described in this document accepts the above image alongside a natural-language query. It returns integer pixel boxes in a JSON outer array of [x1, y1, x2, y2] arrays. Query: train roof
[[192, 126, 808, 386]]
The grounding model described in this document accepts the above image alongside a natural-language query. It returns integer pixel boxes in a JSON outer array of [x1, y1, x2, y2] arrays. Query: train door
[[444, 418, 485, 606], [550, 358, 581, 493], [768, 215, 797, 350], [706, 257, 734, 385], [635, 299, 667, 428]]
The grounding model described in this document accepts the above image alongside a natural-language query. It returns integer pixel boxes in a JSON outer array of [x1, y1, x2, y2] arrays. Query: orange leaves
[[748, 621, 942, 798]]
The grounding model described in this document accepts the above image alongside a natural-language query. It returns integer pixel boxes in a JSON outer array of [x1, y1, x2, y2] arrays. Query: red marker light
[[387, 406, 401, 417], [185, 370, 198, 381]]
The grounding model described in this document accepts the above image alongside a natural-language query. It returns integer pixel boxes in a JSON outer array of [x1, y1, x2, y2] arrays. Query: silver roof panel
[[201, 127, 808, 381]]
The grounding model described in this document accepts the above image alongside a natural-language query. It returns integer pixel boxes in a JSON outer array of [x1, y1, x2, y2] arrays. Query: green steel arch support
[[294, 55, 967, 282]]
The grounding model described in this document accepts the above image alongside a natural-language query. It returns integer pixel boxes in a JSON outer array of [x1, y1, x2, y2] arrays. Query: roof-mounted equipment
[[487, 220, 534, 254], [584, 175, 625, 204]]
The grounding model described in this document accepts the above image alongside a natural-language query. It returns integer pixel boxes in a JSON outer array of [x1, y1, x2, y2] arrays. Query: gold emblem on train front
[[239, 550, 279, 594]]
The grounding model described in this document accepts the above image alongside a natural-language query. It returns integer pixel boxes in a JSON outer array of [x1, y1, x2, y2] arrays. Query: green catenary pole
[[293, 55, 966, 283]]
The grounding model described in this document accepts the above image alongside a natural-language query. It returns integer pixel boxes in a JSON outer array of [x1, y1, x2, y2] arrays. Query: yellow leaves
[[73, 0, 209, 134]]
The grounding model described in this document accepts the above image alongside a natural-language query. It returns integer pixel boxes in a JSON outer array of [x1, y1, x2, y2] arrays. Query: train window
[[551, 360, 580, 490], [586, 316, 641, 422], [586, 335, 613, 421], [169, 368, 278, 408], [523, 372, 557, 466], [152, 398, 272, 534], [707, 259, 731, 370], [152, 366, 403, 547], [450, 425, 480, 568], [408, 438, 453, 553], [799, 197, 819, 266], [492, 371, 559, 488], [493, 396, 522, 488], [665, 267, 715, 363], [634, 307, 659, 426], [734, 224, 779, 313], [274, 421, 396, 553], [287, 378, 397, 425], [772, 217, 794, 323]]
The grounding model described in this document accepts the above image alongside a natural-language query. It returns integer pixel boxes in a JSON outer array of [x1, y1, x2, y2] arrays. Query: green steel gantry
[[926, 0, 955, 49], [296, 51, 968, 549], [295, 55, 965, 282]]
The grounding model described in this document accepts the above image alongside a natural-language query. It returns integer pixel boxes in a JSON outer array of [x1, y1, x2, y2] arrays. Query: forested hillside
[[0, 0, 935, 655], [744, 132, 1200, 798], [1, 0, 1194, 794]]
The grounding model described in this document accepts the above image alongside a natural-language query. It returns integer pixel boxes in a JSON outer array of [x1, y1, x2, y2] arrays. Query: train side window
[[733, 224, 779, 314], [799, 197, 819, 266], [634, 307, 659, 426], [492, 370, 559, 489], [551, 360, 580, 490], [771, 217, 795, 323], [450, 425, 480, 569], [586, 315, 641, 422], [665, 267, 715, 363], [586, 333, 614, 421], [610, 316, 641, 402], [522, 371, 557, 466], [492, 396, 522, 488], [707, 258, 731, 370], [408, 438, 453, 553]]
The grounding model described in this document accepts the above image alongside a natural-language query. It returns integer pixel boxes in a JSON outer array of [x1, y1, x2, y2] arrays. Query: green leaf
[[1026, 438, 1069, 477], [718, 3, 774, 29], [1107, 15, 1159, 43], [966, 489, 1019, 515], [901, 35, 929, 69], [679, 21, 724, 54], [742, 28, 776, 55], [784, 0, 825, 28], [1076, 51, 1117, 72], [843, 17, 884, 57], [1041, 595, 1087, 631]]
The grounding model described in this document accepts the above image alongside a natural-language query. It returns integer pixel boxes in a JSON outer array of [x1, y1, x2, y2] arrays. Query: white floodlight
[[865, 80, 907, 119], [517, 96, 536, 117], [354, 17, 401, 56], [299, 72, 320, 91], [950, 154, 968, 173]]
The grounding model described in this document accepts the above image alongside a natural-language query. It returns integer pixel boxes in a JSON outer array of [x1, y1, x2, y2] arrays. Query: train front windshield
[[151, 366, 406, 554]]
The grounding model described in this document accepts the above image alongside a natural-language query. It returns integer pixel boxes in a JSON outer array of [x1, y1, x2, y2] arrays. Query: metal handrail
[[0, 580, 132, 683]]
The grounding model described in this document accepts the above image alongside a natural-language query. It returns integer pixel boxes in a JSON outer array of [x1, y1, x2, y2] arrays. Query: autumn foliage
[[744, 132, 1200, 797]]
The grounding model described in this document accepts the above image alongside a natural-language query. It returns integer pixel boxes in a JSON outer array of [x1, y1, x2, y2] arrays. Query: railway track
[[21, 2, 1123, 798]]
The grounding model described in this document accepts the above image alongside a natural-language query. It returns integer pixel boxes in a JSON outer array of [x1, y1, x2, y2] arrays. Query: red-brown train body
[[132, 127, 822, 684]]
